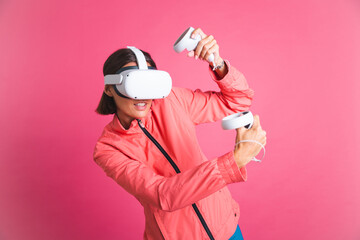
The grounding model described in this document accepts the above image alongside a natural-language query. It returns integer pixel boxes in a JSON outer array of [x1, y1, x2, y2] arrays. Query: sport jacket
[[94, 61, 254, 239]]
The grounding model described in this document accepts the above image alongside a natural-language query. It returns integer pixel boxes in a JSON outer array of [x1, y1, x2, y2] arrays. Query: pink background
[[1, 0, 359, 239]]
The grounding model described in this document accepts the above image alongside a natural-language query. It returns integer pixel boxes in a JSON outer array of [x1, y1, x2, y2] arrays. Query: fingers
[[190, 28, 220, 63], [194, 35, 214, 61], [199, 37, 216, 60], [187, 51, 195, 58], [234, 114, 267, 163], [204, 43, 219, 62], [235, 126, 246, 144], [252, 115, 260, 129], [235, 126, 246, 134], [252, 115, 266, 145], [260, 128, 267, 146], [191, 28, 206, 39], [261, 131, 267, 145]]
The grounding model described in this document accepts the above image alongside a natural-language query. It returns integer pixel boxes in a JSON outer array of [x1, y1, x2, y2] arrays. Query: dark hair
[[95, 48, 157, 115]]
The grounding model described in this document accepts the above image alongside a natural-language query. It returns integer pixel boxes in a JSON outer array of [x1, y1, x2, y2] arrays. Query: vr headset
[[104, 46, 172, 99]]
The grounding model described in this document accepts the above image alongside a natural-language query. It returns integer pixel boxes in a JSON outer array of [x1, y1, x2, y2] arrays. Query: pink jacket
[[93, 61, 254, 240]]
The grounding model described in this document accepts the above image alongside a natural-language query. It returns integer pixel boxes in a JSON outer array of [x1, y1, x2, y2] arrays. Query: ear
[[104, 85, 114, 97]]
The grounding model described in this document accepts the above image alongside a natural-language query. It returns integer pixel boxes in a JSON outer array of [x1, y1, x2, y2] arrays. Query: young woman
[[94, 28, 267, 240]]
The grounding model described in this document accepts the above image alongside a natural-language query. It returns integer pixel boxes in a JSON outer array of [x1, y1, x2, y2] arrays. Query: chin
[[134, 109, 150, 118]]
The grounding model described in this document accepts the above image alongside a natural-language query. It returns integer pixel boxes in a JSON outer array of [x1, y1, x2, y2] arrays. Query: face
[[104, 62, 153, 129]]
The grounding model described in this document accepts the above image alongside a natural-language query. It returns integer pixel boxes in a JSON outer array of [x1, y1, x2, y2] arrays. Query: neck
[[116, 112, 133, 130]]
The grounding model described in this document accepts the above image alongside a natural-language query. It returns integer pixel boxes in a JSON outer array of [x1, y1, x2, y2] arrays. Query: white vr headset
[[104, 46, 172, 99]]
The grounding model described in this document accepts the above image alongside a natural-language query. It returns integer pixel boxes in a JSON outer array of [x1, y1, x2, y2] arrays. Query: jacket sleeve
[[94, 143, 247, 212], [171, 61, 254, 125]]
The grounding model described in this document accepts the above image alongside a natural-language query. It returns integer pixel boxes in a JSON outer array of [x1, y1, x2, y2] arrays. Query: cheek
[[114, 97, 131, 111]]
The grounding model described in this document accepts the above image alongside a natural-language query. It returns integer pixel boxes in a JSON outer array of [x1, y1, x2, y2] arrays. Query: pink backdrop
[[1, 0, 359, 239]]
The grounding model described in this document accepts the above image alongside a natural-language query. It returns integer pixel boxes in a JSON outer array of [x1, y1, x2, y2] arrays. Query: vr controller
[[223, 111, 265, 162], [173, 27, 215, 65], [221, 111, 254, 130]]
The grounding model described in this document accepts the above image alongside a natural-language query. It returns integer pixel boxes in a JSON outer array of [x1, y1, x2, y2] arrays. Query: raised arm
[[173, 28, 254, 124], [172, 63, 254, 124]]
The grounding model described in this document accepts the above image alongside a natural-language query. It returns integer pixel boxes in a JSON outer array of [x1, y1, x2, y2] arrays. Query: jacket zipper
[[137, 119, 215, 240]]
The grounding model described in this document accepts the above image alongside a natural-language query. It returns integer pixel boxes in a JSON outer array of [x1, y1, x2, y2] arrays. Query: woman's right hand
[[233, 115, 267, 168]]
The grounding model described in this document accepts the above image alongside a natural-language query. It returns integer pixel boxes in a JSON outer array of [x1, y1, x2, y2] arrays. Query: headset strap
[[127, 46, 148, 70], [115, 66, 156, 74]]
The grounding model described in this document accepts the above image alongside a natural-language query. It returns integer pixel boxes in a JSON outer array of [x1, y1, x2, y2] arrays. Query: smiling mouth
[[134, 102, 146, 107], [133, 102, 148, 111]]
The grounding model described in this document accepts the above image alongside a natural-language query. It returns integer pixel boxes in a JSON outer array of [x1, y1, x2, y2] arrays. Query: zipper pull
[[137, 119, 144, 128]]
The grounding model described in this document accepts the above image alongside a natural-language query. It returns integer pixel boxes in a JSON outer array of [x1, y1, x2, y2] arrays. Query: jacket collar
[[111, 107, 153, 135]]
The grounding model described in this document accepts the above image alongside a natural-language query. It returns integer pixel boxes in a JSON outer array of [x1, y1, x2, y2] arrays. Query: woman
[[94, 28, 267, 240]]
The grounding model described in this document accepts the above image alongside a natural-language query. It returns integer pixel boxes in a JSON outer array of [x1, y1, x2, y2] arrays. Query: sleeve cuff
[[217, 151, 247, 184], [208, 60, 250, 93], [208, 60, 232, 81]]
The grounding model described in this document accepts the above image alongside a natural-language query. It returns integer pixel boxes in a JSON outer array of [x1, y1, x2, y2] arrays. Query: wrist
[[234, 149, 252, 168], [212, 58, 228, 79]]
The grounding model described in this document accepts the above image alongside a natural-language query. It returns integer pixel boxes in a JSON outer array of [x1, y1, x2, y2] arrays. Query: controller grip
[[174, 27, 215, 63]]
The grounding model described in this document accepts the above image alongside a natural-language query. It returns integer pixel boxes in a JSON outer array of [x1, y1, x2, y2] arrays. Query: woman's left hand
[[187, 28, 227, 77]]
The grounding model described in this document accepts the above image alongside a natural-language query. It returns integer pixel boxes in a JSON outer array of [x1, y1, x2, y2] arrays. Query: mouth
[[134, 102, 146, 107], [134, 101, 148, 111]]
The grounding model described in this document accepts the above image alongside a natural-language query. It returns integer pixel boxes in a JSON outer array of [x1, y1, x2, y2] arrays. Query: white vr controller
[[173, 27, 215, 65], [224, 111, 265, 162], [221, 111, 254, 130]]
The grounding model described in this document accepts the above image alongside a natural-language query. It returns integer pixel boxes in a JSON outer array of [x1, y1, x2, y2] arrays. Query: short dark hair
[[95, 48, 157, 115]]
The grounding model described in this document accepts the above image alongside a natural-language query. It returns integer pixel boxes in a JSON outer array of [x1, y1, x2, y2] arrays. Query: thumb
[[235, 127, 246, 138], [187, 51, 195, 57], [191, 28, 207, 39]]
